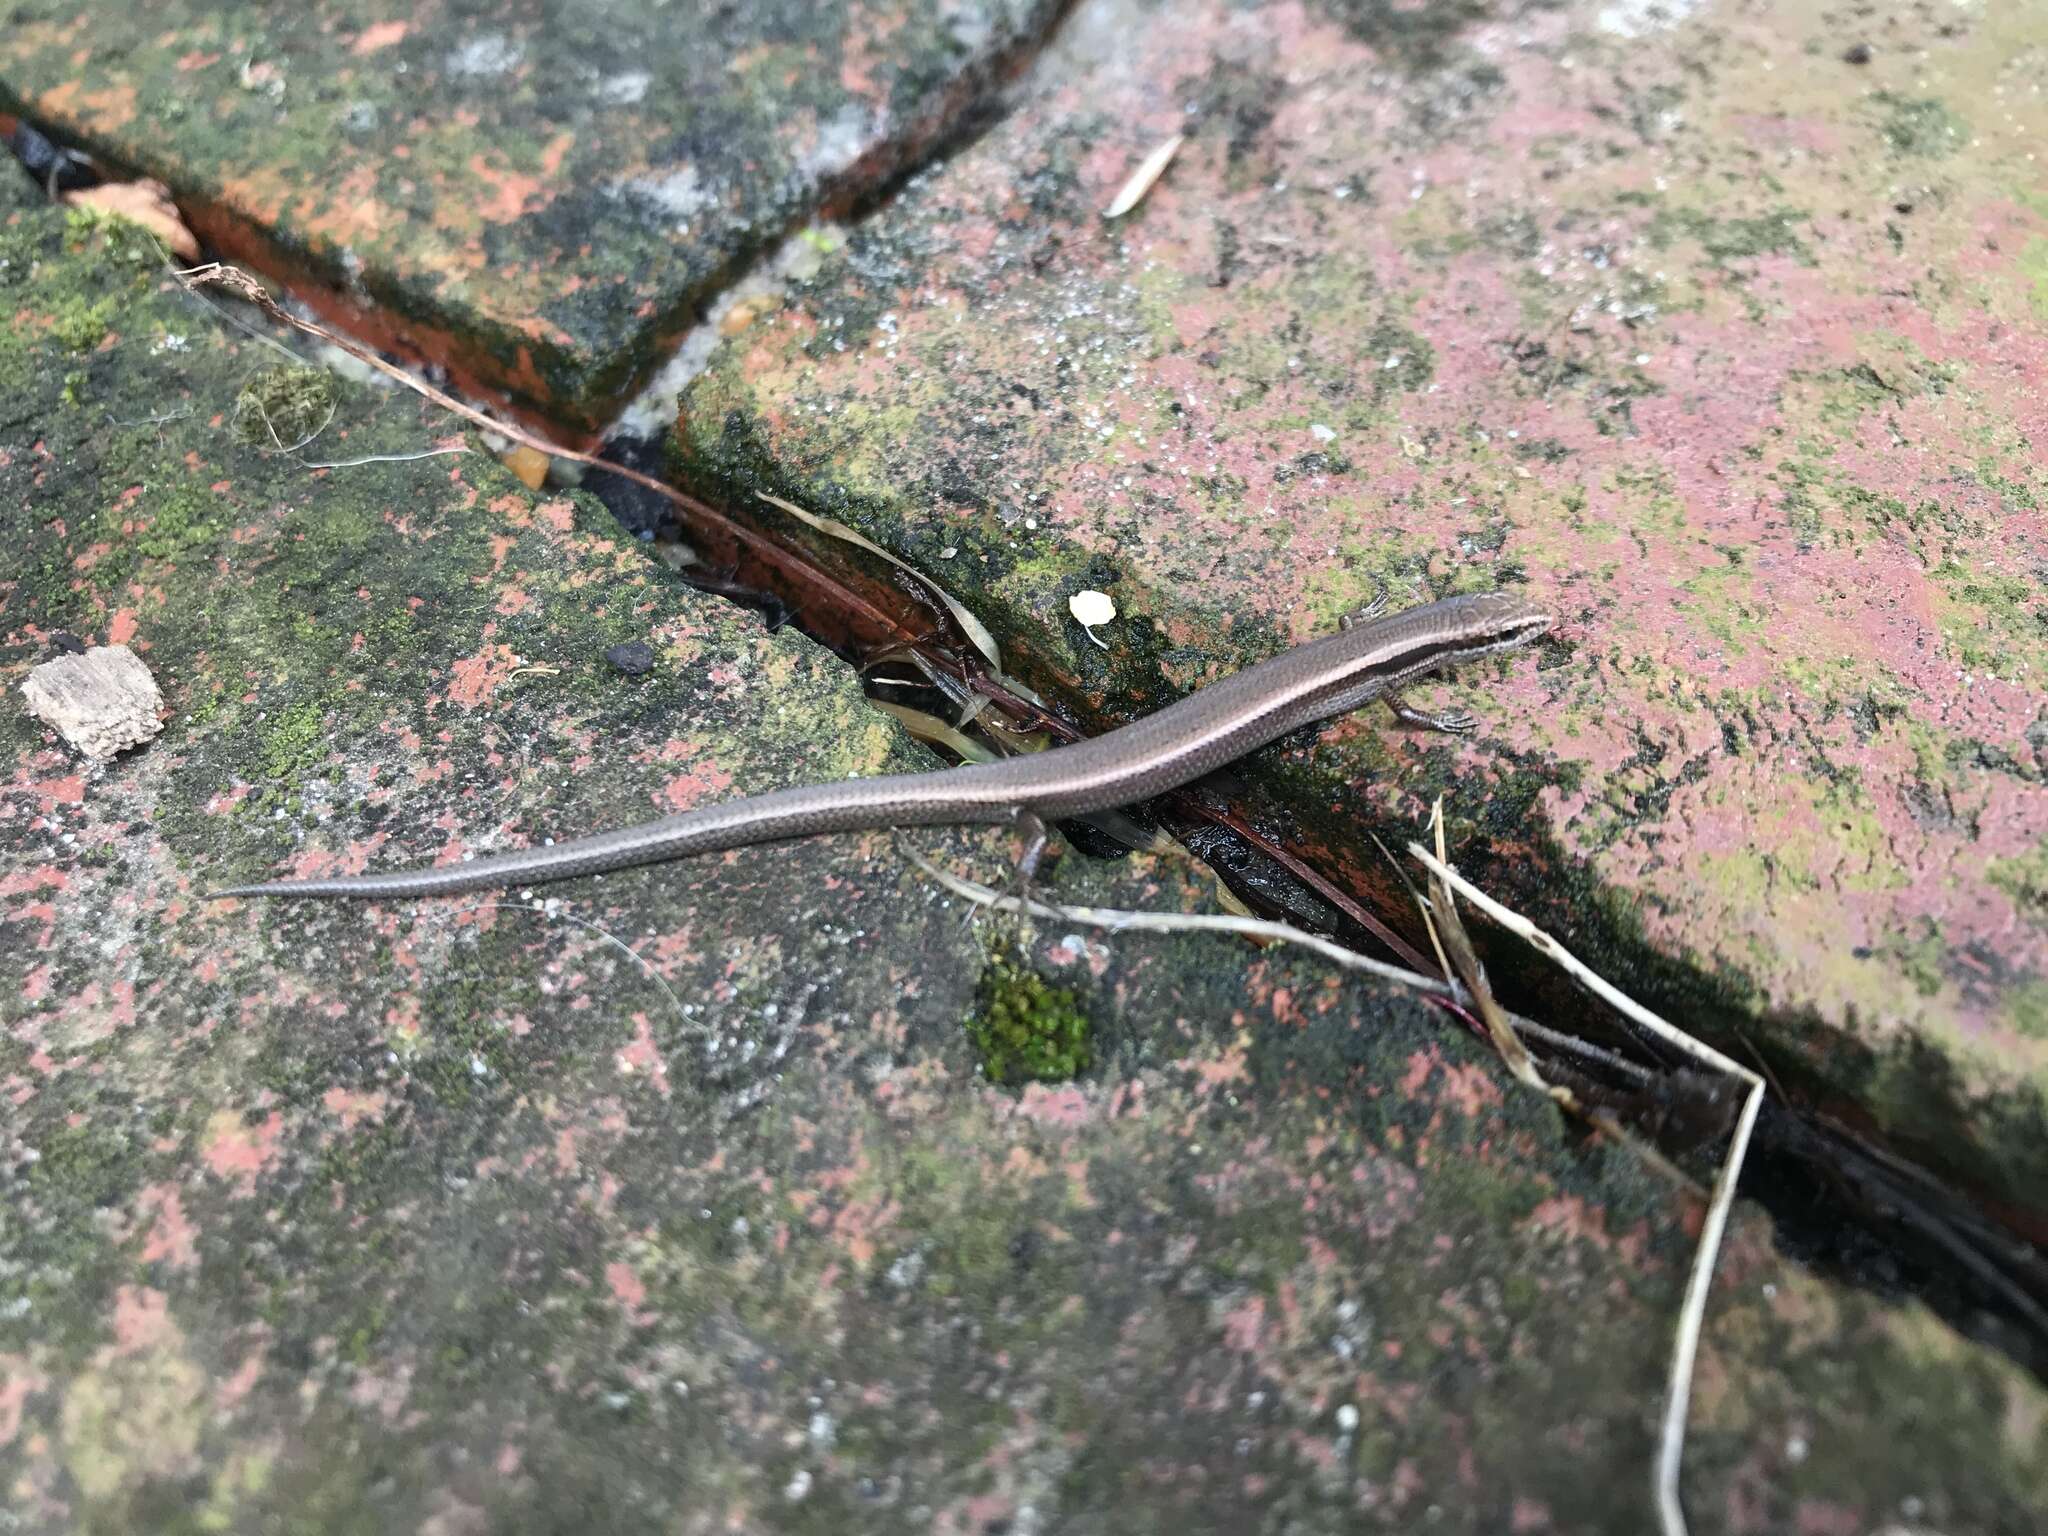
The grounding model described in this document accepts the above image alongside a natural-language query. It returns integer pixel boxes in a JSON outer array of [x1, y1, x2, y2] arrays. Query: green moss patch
[[49, 292, 116, 352], [966, 954, 1094, 1085]]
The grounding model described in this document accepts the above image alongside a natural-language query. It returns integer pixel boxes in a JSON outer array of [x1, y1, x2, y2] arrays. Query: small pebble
[[498, 442, 550, 489], [606, 641, 656, 676]]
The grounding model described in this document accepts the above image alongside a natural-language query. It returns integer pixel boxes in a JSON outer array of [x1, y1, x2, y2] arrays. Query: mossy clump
[[966, 955, 1093, 1086], [255, 696, 331, 805], [50, 294, 116, 352], [234, 364, 335, 450], [62, 204, 162, 271]]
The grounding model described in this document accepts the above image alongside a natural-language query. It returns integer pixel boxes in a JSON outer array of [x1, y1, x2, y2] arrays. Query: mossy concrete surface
[[0, 0, 1064, 436], [3, 183, 2044, 1532], [676, 0, 2048, 1227]]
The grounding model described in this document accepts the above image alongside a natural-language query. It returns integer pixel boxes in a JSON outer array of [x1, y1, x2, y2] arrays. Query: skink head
[[1434, 589, 1555, 651], [1367, 589, 1555, 687]]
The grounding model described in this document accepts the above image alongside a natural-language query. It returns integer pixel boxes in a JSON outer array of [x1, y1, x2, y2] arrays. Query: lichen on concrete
[[5, 172, 2045, 1531], [674, 0, 2048, 1233], [0, 0, 1067, 434]]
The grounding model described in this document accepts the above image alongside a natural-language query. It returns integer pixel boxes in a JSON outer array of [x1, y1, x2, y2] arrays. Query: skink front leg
[[1335, 588, 1392, 630], [1383, 690, 1476, 735]]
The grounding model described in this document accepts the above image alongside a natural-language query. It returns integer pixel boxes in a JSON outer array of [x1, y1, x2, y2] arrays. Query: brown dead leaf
[[63, 179, 200, 262], [498, 443, 550, 489], [718, 295, 782, 337]]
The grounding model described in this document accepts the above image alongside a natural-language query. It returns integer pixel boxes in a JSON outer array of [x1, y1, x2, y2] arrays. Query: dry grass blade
[[1419, 803, 1562, 1100], [1406, 811, 1699, 1190], [1405, 841, 1765, 1536], [870, 698, 1001, 764], [1104, 132, 1185, 218], [300, 444, 469, 471], [756, 490, 1005, 672], [908, 851, 1460, 1000]]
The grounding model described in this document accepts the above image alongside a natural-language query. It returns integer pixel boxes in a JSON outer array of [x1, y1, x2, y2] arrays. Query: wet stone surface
[[675, 0, 2048, 1230], [3, 172, 2045, 1532], [0, 0, 1064, 435]]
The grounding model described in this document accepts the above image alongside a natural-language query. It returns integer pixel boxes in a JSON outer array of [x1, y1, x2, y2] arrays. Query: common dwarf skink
[[213, 590, 1552, 902]]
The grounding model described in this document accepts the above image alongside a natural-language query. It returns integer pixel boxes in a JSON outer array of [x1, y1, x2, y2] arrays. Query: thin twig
[[1410, 812, 1699, 1192], [176, 261, 721, 520], [299, 445, 469, 470], [908, 851, 1460, 999], [153, 243, 306, 366], [436, 900, 689, 1033], [107, 405, 194, 430], [1406, 843, 1765, 1536]]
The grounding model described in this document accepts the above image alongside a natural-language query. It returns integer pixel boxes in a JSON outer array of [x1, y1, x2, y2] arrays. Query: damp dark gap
[[9, 103, 2045, 1384]]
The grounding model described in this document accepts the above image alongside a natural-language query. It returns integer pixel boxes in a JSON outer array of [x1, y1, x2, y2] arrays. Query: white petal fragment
[[1069, 589, 1117, 650]]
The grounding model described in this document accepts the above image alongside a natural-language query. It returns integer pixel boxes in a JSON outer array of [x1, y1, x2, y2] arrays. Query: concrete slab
[[4, 177, 2044, 1532], [0, 0, 1064, 437], [675, 0, 2048, 1227]]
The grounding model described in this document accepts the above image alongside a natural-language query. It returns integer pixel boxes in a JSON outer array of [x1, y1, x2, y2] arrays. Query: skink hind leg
[[1383, 690, 1476, 735], [962, 809, 1052, 934], [1003, 810, 1063, 934], [1336, 588, 1392, 630], [950, 809, 1054, 936], [1009, 809, 1050, 892]]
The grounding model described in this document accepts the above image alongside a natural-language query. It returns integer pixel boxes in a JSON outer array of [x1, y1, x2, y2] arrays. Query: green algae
[[134, 482, 231, 559], [50, 293, 116, 352], [61, 203, 161, 271], [2008, 982, 2048, 1041], [2021, 237, 2048, 321], [1927, 559, 2046, 678], [1650, 206, 1813, 267], [254, 696, 331, 799], [967, 954, 1094, 1085], [1873, 92, 1968, 157], [26, 1120, 138, 1212], [1987, 845, 2048, 926], [233, 364, 336, 450]]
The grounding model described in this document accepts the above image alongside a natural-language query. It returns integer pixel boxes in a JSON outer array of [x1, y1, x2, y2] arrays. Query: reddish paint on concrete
[[678, 0, 2048, 1214]]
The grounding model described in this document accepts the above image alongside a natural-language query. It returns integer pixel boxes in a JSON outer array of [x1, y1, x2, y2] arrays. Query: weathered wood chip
[[21, 644, 166, 761]]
